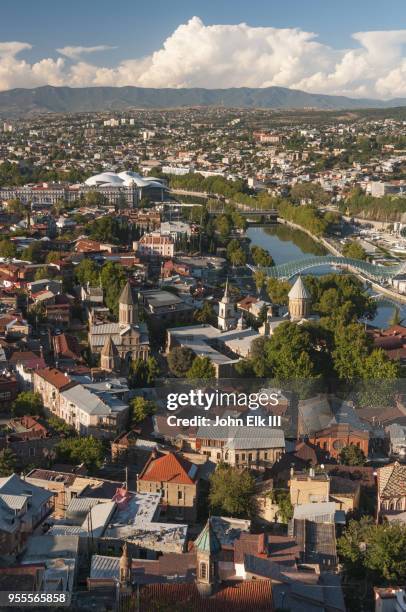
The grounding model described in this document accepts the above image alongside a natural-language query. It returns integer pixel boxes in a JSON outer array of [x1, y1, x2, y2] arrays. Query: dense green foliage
[[342, 240, 368, 260], [129, 397, 156, 426], [343, 187, 406, 221], [236, 274, 399, 396], [100, 262, 127, 316], [251, 245, 274, 267], [0, 448, 17, 476], [128, 357, 159, 388], [0, 239, 17, 258], [271, 489, 294, 524], [338, 518, 406, 584], [209, 464, 256, 518], [167, 346, 196, 377], [194, 302, 217, 326], [12, 391, 44, 417], [339, 444, 367, 466], [56, 436, 104, 470], [187, 356, 215, 380]]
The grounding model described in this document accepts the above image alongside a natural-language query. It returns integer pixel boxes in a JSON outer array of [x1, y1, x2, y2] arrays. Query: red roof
[[9, 351, 46, 370], [140, 581, 273, 611], [53, 333, 81, 360], [34, 367, 76, 390], [139, 452, 198, 485]]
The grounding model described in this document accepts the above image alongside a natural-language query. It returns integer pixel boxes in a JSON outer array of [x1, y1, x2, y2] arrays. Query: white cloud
[[1, 19, 406, 98], [56, 45, 117, 60]]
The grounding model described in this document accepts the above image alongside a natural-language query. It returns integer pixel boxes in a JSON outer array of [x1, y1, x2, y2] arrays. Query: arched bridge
[[255, 256, 406, 281]]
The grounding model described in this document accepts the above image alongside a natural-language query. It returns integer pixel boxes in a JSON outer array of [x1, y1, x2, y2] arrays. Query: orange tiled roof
[[139, 452, 198, 485], [35, 367, 76, 390], [140, 581, 273, 611]]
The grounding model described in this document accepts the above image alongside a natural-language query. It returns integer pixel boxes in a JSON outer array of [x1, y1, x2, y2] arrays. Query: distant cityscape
[[0, 101, 405, 611]]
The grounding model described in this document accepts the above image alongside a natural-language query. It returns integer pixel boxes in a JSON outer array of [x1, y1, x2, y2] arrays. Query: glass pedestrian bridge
[[259, 256, 406, 281]]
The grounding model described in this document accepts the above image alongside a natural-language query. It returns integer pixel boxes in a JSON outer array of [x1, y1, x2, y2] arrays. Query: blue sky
[[2, 0, 404, 63], [0, 1, 405, 97]]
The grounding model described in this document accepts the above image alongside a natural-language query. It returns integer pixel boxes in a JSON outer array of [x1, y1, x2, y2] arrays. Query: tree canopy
[[56, 436, 104, 471], [12, 391, 44, 417], [129, 397, 156, 426], [167, 346, 195, 377], [187, 356, 215, 380], [338, 518, 406, 585], [339, 444, 367, 466], [209, 464, 256, 518]]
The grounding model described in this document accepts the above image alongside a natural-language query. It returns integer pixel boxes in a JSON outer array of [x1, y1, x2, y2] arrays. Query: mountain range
[[0, 85, 406, 116]]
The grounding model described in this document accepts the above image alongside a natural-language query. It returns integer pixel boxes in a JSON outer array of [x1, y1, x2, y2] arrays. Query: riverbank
[[278, 218, 341, 256], [261, 220, 406, 305]]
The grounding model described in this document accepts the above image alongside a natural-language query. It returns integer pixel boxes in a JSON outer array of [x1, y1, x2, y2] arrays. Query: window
[[178, 490, 183, 500], [28, 447, 35, 457], [248, 453, 252, 462], [264, 452, 268, 460], [241, 454, 246, 461], [235, 454, 239, 462], [217, 452, 221, 460], [200, 562, 207, 579]]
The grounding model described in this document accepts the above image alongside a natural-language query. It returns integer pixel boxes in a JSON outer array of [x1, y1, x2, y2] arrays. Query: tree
[[332, 322, 370, 382], [129, 357, 159, 388], [145, 356, 159, 385], [194, 302, 216, 325], [12, 391, 44, 417], [290, 182, 329, 207], [186, 356, 215, 380], [46, 251, 62, 264], [339, 444, 366, 466], [22, 241, 44, 264], [251, 245, 273, 267], [129, 397, 156, 426], [0, 448, 17, 476], [266, 278, 291, 305], [337, 516, 372, 578], [47, 415, 75, 436], [87, 216, 129, 244], [0, 239, 17, 258], [229, 246, 246, 267], [338, 518, 406, 585], [209, 464, 256, 518], [74, 258, 100, 286], [263, 321, 321, 382], [84, 191, 107, 207], [342, 240, 368, 261], [34, 265, 50, 281], [271, 489, 294, 524], [364, 522, 406, 583], [56, 436, 104, 470], [167, 346, 195, 377], [100, 262, 127, 316], [215, 214, 231, 238], [254, 270, 266, 292]]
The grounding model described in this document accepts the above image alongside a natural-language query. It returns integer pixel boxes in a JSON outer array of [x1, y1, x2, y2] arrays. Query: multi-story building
[[134, 232, 174, 258], [195, 422, 285, 469], [0, 474, 54, 557], [310, 423, 369, 460], [138, 451, 200, 522], [33, 368, 77, 415]]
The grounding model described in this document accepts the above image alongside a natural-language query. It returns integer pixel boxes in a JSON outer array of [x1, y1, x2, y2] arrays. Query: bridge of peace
[[256, 256, 406, 282]]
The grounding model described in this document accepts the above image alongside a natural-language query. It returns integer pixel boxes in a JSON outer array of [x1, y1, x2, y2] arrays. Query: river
[[247, 225, 406, 328]]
